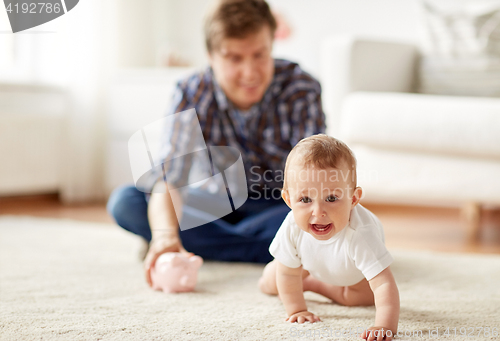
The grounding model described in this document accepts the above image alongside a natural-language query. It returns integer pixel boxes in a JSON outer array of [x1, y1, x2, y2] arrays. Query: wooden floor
[[1, 194, 500, 254]]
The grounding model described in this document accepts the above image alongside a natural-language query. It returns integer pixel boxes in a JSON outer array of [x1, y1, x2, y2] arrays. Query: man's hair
[[283, 134, 358, 190], [204, 0, 277, 53]]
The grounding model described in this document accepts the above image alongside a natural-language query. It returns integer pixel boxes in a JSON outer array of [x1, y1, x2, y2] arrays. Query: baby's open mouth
[[310, 223, 333, 235]]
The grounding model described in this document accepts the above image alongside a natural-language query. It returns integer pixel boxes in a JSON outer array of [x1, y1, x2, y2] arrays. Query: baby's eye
[[299, 197, 312, 203], [326, 195, 338, 202]]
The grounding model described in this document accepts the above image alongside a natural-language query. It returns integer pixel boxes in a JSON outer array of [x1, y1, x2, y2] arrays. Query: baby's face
[[283, 163, 362, 241]]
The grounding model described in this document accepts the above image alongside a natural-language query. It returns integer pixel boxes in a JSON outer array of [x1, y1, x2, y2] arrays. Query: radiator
[[0, 85, 66, 195]]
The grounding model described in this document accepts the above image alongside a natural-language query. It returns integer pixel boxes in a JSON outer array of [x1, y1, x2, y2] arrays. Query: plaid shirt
[[154, 59, 325, 195]]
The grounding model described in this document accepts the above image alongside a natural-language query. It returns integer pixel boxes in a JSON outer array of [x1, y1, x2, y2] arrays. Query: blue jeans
[[107, 185, 290, 263]]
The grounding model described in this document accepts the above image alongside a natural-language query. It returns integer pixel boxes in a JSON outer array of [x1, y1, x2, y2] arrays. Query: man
[[107, 0, 325, 287]]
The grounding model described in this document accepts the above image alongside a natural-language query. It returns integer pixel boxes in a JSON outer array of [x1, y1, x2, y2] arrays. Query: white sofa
[[320, 36, 500, 241]]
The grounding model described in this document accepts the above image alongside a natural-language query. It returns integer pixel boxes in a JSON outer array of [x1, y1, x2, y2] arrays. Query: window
[[0, 8, 15, 73]]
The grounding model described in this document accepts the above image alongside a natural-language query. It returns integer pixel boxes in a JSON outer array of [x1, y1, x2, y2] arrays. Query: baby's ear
[[281, 189, 292, 208], [351, 187, 363, 208]]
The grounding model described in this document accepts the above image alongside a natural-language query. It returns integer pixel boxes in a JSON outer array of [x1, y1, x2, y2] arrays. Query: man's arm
[[143, 182, 192, 287], [141, 76, 203, 286]]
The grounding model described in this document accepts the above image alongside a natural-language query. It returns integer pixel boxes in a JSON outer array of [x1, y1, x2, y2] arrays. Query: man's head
[[205, 0, 276, 110], [282, 134, 363, 241]]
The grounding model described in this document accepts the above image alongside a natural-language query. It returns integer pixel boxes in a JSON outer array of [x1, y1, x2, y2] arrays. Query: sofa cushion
[[419, 57, 500, 97], [419, 0, 500, 97], [339, 92, 500, 158], [352, 145, 500, 206]]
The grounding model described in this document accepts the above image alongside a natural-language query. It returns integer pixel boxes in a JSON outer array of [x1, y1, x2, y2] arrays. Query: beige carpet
[[0, 216, 499, 341]]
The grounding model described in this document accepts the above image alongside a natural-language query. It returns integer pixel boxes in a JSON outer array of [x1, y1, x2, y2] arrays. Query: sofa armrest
[[319, 35, 419, 136]]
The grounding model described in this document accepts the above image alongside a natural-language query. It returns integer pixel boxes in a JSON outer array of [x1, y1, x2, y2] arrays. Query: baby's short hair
[[283, 134, 357, 189]]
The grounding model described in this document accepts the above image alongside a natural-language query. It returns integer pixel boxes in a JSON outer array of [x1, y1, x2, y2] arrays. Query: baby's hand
[[361, 326, 395, 341], [286, 310, 321, 324]]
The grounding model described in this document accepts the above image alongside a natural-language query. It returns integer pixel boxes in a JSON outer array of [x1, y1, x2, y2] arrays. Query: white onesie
[[269, 204, 393, 286]]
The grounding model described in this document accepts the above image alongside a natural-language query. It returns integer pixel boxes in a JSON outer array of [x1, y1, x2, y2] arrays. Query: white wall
[[150, 0, 424, 78], [113, 0, 213, 69], [268, 0, 423, 78]]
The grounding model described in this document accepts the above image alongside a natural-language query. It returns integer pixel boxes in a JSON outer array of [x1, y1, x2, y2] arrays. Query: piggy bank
[[150, 252, 203, 293]]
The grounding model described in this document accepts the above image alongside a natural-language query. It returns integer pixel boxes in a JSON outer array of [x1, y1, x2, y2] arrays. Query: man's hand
[[361, 326, 395, 341], [286, 310, 321, 324], [143, 235, 193, 287], [146, 186, 190, 286]]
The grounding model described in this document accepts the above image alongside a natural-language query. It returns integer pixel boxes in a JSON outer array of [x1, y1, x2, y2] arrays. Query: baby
[[258, 134, 399, 341]]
